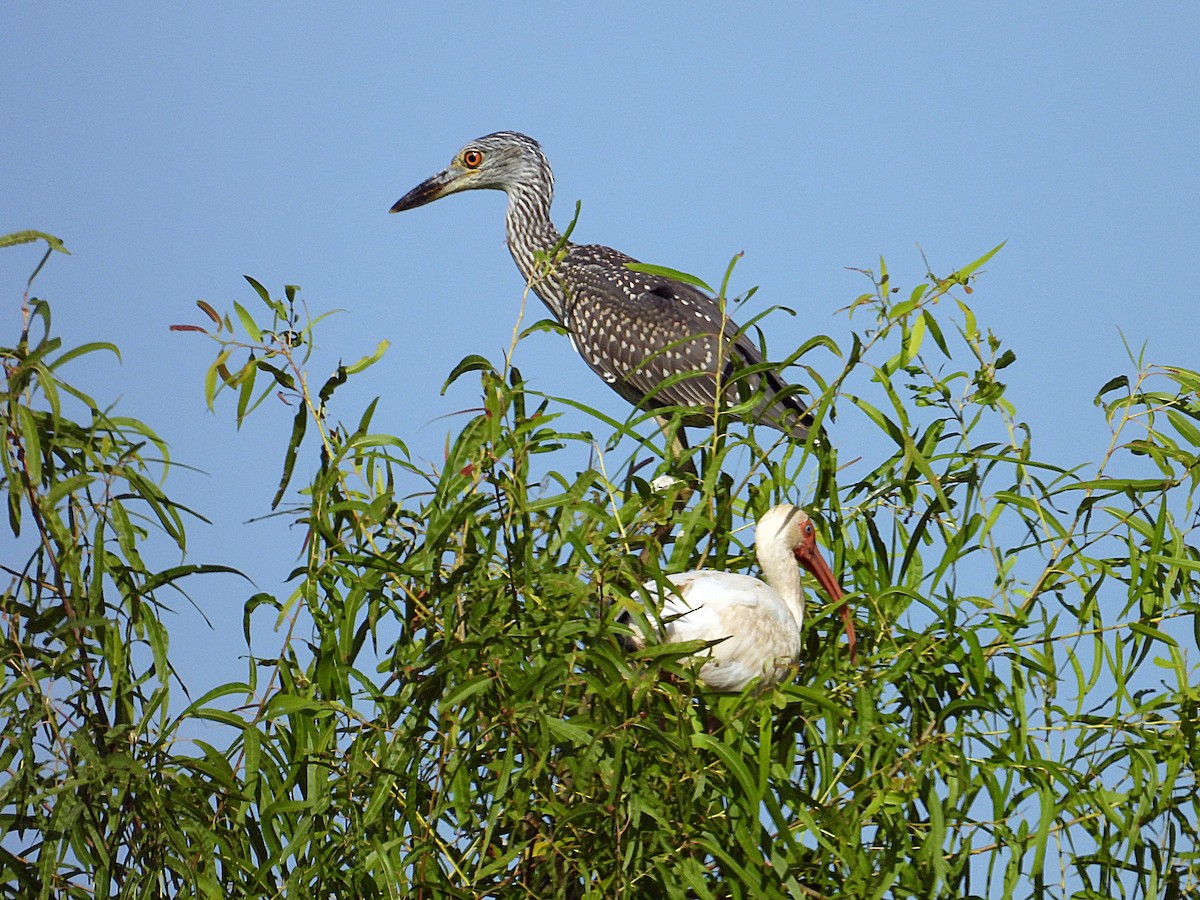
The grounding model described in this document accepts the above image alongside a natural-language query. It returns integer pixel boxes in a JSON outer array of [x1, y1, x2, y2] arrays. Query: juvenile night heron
[[390, 131, 817, 441]]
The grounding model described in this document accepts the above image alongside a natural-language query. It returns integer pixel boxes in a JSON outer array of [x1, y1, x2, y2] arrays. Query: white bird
[[626, 504, 857, 691]]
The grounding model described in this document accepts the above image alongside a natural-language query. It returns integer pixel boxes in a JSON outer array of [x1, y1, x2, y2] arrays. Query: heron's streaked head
[[390, 131, 551, 213]]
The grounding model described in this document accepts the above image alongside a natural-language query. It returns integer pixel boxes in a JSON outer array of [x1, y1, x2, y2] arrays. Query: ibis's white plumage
[[629, 504, 855, 691]]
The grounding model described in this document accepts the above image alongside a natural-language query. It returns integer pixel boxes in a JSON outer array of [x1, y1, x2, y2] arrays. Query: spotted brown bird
[[391, 132, 817, 441]]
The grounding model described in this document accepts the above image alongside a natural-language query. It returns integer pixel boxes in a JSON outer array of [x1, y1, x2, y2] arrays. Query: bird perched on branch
[[625, 504, 856, 691], [390, 131, 818, 442]]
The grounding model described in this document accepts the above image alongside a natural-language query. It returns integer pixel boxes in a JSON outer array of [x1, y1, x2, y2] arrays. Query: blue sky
[[3, 0, 1198, 796]]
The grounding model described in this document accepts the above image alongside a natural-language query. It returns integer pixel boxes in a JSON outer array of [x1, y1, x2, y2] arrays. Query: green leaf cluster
[[3, 235, 1198, 898]]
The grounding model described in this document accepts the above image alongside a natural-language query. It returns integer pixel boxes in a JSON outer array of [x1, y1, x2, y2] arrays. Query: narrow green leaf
[[233, 301, 263, 342], [902, 309, 927, 364], [1128, 620, 1178, 647], [243, 274, 272, 306], [0, 230, 70, 253], [15, 406, 43, 486], [955, 240, 1006, 279], [345, 339, 390, 375], [623, 261, 715, 293], [49, 341, 121, 370], [442, 354, 496, 394], [271, 405, 307, 509]]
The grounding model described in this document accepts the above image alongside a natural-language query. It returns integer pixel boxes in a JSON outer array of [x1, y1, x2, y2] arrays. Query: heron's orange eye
[[462, 149, 484, 169]]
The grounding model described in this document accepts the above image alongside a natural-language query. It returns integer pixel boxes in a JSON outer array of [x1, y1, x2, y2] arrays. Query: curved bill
[[794, 541, 857, 662]]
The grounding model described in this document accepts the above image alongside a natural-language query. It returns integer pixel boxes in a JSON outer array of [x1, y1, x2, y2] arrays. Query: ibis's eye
[[462, 149, 484, 169], [804, 523, 814, 536]]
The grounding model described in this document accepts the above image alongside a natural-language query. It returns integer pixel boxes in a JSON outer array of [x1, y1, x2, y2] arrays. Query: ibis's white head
[[631, 504, 857, 692]]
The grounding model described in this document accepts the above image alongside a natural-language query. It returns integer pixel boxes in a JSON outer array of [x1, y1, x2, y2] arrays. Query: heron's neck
[[760, 543, 806, 630], [503, 177, 565, 320]]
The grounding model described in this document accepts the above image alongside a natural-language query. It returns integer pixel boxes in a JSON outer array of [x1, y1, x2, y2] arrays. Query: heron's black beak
[[390, 168, 460, 213]]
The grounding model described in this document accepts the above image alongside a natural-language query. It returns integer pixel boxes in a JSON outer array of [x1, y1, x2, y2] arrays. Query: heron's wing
[[559, 244, 812, 436]]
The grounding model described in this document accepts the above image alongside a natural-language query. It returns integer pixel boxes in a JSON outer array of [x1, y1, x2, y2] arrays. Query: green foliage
[[1, 234, 239, 898], [2, 233, 1198, 897]]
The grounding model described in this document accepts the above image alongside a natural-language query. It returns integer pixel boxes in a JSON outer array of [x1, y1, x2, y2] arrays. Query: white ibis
[[626, 504, 856, 691]]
